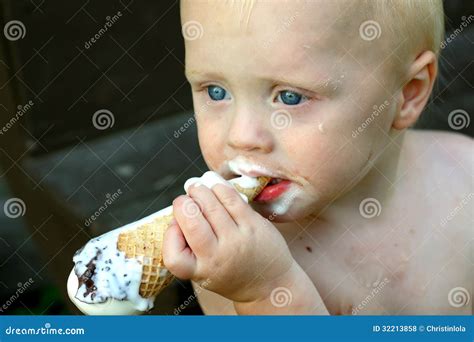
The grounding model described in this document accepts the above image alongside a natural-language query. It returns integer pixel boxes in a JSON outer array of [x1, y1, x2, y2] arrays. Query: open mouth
[[268, 178, 283, 185], [224, 170, 291, 202], [255, 177, 291, 202]]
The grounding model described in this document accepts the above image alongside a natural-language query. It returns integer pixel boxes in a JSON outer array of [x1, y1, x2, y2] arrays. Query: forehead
[[181, 0, 387, 78], [181, 0, 360, 44]]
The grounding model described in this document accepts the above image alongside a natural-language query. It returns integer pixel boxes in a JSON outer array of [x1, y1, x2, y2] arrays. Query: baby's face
[[182, 0, 402, 221]]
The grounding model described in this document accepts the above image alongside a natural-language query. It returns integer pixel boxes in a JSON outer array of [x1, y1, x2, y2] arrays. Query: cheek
[[281, 122, 370, 196], [306, 144, 369, 200], [196, 116, 226, 168], [279, 127, 333, 181]]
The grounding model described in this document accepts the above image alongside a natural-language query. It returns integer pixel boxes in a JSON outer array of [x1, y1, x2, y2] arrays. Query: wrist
[[234, 261, 328, 315]]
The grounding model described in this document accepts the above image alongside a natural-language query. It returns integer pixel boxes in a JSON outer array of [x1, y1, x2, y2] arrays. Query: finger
[[212, 183, 254, 224], [162, 220, 196, 279], [172, 195, 217, 257], [188, 183, 237, 237]]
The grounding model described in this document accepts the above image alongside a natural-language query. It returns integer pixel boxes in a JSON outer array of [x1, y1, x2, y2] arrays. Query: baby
[[162, 0, 473, 315]]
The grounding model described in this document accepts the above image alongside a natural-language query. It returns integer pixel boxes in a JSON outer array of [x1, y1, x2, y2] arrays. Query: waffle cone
[[117, 176, 271, 298], [232, 177, 270, 201]]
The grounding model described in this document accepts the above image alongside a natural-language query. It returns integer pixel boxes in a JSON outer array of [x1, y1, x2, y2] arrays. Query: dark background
[[0, 0, 472, 315]]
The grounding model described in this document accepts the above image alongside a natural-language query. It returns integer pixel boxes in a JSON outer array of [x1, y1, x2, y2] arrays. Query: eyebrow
[[185, 69, 339, 95], [185, 69, 225, 81], [266, 74, 338, 95]]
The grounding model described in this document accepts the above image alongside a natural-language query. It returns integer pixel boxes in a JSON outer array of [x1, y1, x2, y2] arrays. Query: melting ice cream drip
[[72, 223, 154, 311]]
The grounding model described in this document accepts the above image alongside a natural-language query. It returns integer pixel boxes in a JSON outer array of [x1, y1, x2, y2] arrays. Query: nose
[[227, 106, 274, 153]]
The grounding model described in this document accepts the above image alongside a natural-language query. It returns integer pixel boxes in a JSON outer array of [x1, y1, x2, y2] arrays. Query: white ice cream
[[68, 205, 173, 315], [184, 170, 259, 203], [228, 156, 302, 216], [228, 156, 275, 180], [267, 187, 302, 216], [67, 268, 142, 315], [67, 171, 262, 315]]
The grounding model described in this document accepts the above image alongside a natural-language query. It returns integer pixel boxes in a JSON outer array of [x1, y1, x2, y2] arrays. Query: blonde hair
[[223, 0, 444, 57], [223, 0, 256, 28], [364, 0, 445, 57]]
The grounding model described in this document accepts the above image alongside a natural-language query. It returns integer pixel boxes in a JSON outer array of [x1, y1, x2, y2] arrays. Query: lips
[[223, 173, 291, 202], [254, 178, 291, 202], [222, 159, 292, 201]]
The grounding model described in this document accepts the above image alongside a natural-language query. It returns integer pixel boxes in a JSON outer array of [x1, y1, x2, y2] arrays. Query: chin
[[251, 199, 316, 223]]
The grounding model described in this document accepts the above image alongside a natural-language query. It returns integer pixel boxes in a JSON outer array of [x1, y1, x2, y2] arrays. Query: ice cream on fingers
[[67, 171, 270, 315]]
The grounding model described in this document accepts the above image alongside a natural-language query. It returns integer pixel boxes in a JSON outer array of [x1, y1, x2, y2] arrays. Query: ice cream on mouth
[[227, 156, 293, 202], [67, 171, 270, 315], [226, 156, 307, 217], [255, 179, 292, 202]]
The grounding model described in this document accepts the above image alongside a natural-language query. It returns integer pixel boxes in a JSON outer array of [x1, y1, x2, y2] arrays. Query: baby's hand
[[162, 182, 294, 303]]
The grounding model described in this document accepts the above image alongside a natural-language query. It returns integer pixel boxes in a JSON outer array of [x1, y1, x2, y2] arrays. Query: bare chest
[[286, 207, 469, 315]]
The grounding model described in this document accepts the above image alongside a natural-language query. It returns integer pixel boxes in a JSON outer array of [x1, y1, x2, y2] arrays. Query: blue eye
[[207, 85, 230, 101], [277, 90, 306, 105]]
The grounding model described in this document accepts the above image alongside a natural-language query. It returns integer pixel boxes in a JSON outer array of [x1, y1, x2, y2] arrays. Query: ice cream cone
[[116, 214, 175, 298], [116, 176, 271, 299]]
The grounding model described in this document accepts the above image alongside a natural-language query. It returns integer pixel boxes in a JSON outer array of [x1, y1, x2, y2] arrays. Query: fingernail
[[192, 181, 203, 188]]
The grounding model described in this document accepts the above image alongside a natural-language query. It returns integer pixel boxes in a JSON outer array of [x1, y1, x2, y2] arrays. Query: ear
[[392, 51, 438, 130]]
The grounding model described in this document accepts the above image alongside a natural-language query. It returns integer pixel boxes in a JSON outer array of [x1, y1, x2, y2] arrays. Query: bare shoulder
[[406, 129, 472, 164], [396, 130, 473, 314], [405, 128, 473, 238], [405, 130, 472, 186], [430, 130, 473, 162]]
